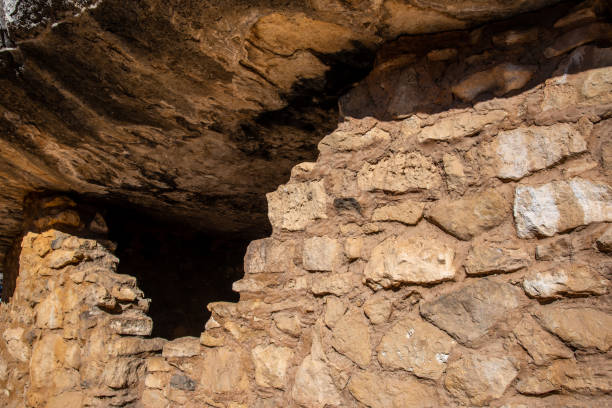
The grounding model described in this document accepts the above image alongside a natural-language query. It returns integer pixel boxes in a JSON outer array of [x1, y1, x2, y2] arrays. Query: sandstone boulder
[[364, 235, 456, 289], [330, 308, 371, 367], [303, 237, 338, 272], [464, 240, 530, 275], [363, 293, 392, 325], [523, 265, 608, 299], [244, 238, 295, 274], [371, 201, 424, 225], [252, 344, 293, 389], [512, 315, 573, 366], [162, 337, 201, 358], [200, 347, 249, 393]]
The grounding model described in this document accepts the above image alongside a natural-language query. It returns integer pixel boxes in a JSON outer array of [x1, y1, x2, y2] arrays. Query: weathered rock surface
[[535, 305, 612, 352], [513, 315, 573, 366], [420, 279, 525, 346], [267, 181, 328, 231], [303, 237, 338, 272], [428, 190, 509, 240], [364, 235, 456, 289], [371, 201, 424, 225], [523, 264, 608, 299], [418, 110, 506, 142], [347, 371, 437, 408], [493, 123, 587, 180], [514, 179, 612, 238], [465, 240, 530, 276], [445, 351, 518, 406], [330, 308, 371, 367], [596, 225, 612, 252], [357, 153, 442, 193], [377, 317, 455, 379], [251, 345, 293, 389]]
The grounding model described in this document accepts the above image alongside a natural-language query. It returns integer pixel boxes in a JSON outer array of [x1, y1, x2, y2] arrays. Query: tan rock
[[141, 389, 168, 408], [493, 124, 587, 180], [363, 293, 392, 325], [324, 297, 347, 328], [493, 28, 539, 47], [319, 127, 390, 152], [596, 225, 612, 252], [267, 181, 328, 231], [445, 351, 518, 406], [364, 235, 455, 289], [514, 178, 612, 238], [536, 305, 612, 351], [292, 349, 342, 407], [452, 63, 534, 101], [344, 237, 363, 260], [535, 236, 572, 260], [147, 357, 171, 372], [200, 332, 225, 347], [162, 336, 200, 358], [420, 279, 525, 346], [35, 289, 64, 329], [347, 370, 438, 408], [44, 392, 84, 408], [357, 152, 442, 193], [428, 190, 509, 240], [244, 238, 295, 273], [3, 327, 30, 363], [46, 249, 83, 269], [513, 315, 573, 366], [443, 153, 468, 194], [418, 110, 506, 142], [465, 240, 530, 275], [302, 237, 338, 271], [30, 333, 80, 390], [377, 317, 455, 379], [371, 201, 424, 225], [108, 337, 166, 357], [252, 344, 293, 389], [273, 311, 301, 337], [523, 264, 608, 299], [108, 313, 153, 336], [311, 273, 355, 296], [144, 372, 166, 389], [200, 347, 249, 393], [331, 308, 371, 367], [544, 23, 612, 58]]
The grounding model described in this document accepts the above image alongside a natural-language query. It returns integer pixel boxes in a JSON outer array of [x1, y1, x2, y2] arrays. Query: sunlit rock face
[[0, 0, 567, 270]]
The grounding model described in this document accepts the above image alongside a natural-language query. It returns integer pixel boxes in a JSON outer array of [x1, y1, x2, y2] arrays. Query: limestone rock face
[[428, 190, 509, 240], [364, 235, 456, 289], [377, 317, 455, 379], [514, 178, 612, 238], [420, 279, 525, 346]]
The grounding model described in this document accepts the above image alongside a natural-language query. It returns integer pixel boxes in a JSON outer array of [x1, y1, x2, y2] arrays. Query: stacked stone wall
[[0, 1, 611, 407]]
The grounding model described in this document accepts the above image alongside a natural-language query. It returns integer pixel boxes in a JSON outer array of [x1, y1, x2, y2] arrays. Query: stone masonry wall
[[1, 1, 612, 407]]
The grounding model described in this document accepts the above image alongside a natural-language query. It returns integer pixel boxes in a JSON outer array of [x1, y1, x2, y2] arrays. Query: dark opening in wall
[[103, 206, 252, 339]]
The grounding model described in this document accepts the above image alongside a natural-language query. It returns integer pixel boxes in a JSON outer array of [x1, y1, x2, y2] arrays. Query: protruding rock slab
[[523, 265, 608, 299], [420, 279, 525, 346], [493, 123, 587, 180], [244, 238, 295, 273], [514, 178, 612, 238], [377, 317, 455, 379], [357, 153, 442, 193], [428, 190, 509, 240], [452, 63, 534, 101], [464, 240, 530, 275], [596, 225, 612, 252], [445, 351, 518, 406], [364, 235, 456, 289], [535, 305, 612, 352], [512, 315, 573, 366], [371, 201, 424, 225], [348, 371, 438, 408], [267, 181, 328, 231], [418, 110, 506, 142]]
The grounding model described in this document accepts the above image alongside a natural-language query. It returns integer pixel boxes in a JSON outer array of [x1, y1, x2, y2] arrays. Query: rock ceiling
[[0, 0, 564, 268]]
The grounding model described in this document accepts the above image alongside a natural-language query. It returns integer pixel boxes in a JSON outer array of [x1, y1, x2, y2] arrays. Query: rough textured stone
[[418, 110, 506, 142], [596, 225, 612, 252], [428, 190, 509, 240], [252, 345, 293, 389], [162, 337, 200, 358], [347, 371, 438, 408], [377, 317, 455, 379], [371, 201, 424, 225], [303, 237, 338, 272], [244, 238, 295, 274], [420, 279, 525, 346], [493, 124, 587, 180], [535, 237, 572, 260], [273, 312, 301, 337], [514, 179, 612, 238], [357, 153, 442, 193], [523, 265, 608, 299], [363, 293, 392, 325], [311, 273, 355, 296], [267, 181, 328, 231], [445, 352, 518, 406], [452, 63, 534, 101], [465, 240, 530, 276], [200, 348, 249, 393], [535, 305, 612, 352], [319, 127, 390, 152], [330, 308, 371, 367], [513, 315, 573, 366], [364, 235, 456, 289], [292, 344, 342, 408]]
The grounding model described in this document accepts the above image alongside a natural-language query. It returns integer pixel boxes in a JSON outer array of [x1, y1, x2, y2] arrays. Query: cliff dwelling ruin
[[0, 0, 611, 407]]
